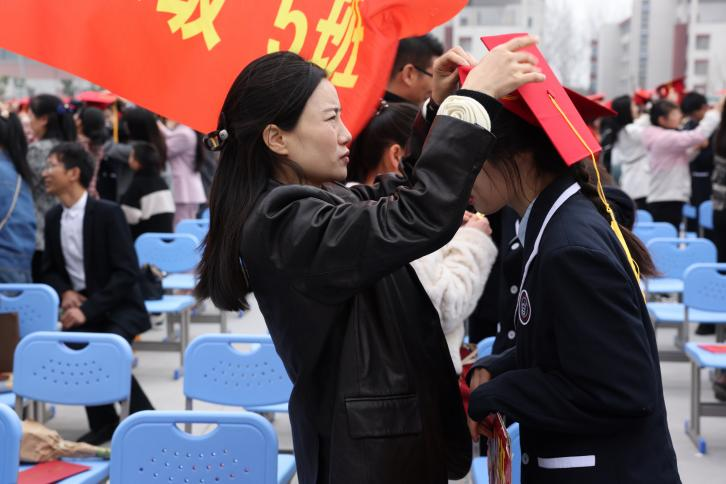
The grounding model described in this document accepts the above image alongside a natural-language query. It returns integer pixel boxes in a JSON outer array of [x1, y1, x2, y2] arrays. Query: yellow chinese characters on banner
[[267, 0, 363, 89], [157, 0, 226, 51]]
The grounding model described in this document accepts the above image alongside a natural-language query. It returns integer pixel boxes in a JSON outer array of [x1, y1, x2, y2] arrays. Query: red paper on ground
[[18, 461, 90, 484], [698, 344, 726, 354]]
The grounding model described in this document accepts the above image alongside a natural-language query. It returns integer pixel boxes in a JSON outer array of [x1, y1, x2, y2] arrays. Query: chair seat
[[648, 302, 726, 324], [145, 295, 196, 313], [471, 456, 488, 484], [685, 342, 726, 370], [645, 278, 684, 294], [277, 454, 296, 484], [684, 232, 697, 239], [248, 402, 289, 413], [19, 458, 109, 484], [162, 273, 197, 290]]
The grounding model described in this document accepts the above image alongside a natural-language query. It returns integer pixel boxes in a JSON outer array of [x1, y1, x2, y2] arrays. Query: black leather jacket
[[241, 95, 500, 483]]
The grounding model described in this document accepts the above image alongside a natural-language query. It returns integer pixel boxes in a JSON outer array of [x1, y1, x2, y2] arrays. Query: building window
[[694, 84, 706, 94], [459, 37, 472, 52], [460, 16, 469, 26], [696, 34, 710, 50], [694, 60, 708, 75]]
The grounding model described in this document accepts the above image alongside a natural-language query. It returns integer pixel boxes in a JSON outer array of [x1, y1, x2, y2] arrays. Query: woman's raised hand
[[462, 35, 545, 99], [431, 46, 478, 105]]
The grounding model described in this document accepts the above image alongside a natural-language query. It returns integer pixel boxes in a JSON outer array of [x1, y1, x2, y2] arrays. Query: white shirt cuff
[[437, 95, 491, 131]]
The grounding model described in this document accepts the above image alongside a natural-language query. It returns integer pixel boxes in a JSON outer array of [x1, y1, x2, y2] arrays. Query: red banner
[[0, 0, 465, 136]]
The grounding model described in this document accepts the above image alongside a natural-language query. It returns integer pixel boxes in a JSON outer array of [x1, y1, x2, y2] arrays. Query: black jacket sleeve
[[468, 245, 658, 435], [40, 209, 72, 297], [467, 346, 517, 384], [80, 205, 142, 321], [251, 112, 496, 303]]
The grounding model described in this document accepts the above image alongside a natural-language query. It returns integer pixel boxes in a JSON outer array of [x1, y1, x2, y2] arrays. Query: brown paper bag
[[20, 420, 111, 463]]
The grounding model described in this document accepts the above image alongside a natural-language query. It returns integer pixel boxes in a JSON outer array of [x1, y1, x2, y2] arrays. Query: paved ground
[[47, 296, 725, 483]]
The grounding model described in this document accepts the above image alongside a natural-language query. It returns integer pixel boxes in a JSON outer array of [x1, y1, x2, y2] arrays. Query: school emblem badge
[[518, 290, 531, 326]]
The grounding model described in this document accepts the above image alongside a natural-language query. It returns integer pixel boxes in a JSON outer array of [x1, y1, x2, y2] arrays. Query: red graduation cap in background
[[656, 77, 685, 102], [633, 89, 653, 106], [457, 33, 612, 166]]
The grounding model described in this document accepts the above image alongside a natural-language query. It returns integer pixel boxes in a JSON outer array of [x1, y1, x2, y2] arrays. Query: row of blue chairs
[[636, 201, 714, 236], [1, 331, 296, 483]]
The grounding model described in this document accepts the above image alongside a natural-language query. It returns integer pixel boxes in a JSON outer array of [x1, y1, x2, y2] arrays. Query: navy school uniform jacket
[[468, 174, 681, 484]]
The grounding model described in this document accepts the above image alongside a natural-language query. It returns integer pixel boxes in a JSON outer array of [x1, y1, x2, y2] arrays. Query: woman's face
[[28, 109, 47, 138], [470, 163, 511, 215], [275, 79, 352, 185], [659, 108, 683, 129]]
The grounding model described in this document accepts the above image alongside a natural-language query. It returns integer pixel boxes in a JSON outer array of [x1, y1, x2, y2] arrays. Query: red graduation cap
[[656, 77, 685, 102], [457, 33, 608, 166], [587, 93, 605, 103], [633, 89, 653, 106]]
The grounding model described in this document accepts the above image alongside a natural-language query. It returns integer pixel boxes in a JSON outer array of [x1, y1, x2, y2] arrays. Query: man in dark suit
[[40, 142, 153, 444]]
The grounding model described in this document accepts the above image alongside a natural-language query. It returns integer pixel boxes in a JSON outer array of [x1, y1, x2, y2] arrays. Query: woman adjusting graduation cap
[[465, 34, 682, 484]]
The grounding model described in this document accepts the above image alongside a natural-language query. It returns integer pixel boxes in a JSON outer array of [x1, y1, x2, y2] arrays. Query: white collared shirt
[[60, 191, 88, 291], [517, 198, 537, 247]]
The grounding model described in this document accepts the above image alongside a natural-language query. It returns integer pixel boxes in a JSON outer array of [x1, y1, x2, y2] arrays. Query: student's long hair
[[488, 109, 656, 277], [347, 101, 418, 183], [714, 108, 726, 159], [195, 52, 327, 311], [121, 108, 168, 168], [609, 95, 634, 143], [0, 111, 31, 182], [78, 106, 109, 149], [29, 94, 77, 142]]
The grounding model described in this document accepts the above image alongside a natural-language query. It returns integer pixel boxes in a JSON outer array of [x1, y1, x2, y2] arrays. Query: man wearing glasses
[[385, 34, 443, 107]]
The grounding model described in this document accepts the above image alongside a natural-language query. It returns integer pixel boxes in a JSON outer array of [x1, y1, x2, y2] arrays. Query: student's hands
[[464, 213, 492, 236], [469, 413, 497, 442], [61, 307, 87, 329], [61, 290, 87, 310], [462, 35, 545, 99], [431, 47, 478, 105]]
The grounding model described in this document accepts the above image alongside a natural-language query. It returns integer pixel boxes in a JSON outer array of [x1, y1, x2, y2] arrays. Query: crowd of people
[[1, 30, 725, 484]]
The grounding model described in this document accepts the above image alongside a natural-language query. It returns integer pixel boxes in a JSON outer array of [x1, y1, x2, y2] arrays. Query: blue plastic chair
[[633, 222, 678, 246], [135, 232, 201, 274], [699, 200, 714, 234], [636, 209, 653, 224], [110, 411, 296, 484], [471, 422, 521, 484], [176, 218, 209, 245], [201, 207, 210, 219], [645, 238, 717, 294], [0, 284, 58, 338], [184, 334, 292, 415], [477, 337, 496, 358], [0, 403, 21, 484], [683, 203, 698, 221], [684, 342, 726, 454]]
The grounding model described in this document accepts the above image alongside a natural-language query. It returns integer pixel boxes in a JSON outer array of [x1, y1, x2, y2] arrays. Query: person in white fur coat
[[410, 212, 498, 374]]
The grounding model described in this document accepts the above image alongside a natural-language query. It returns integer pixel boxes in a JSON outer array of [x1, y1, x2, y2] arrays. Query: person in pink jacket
[[643, 98, 722, 227], [158, 120, 207, 225]]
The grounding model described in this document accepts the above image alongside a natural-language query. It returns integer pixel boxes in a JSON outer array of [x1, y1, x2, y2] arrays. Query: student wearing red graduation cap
[[464, 34, 681, 484]]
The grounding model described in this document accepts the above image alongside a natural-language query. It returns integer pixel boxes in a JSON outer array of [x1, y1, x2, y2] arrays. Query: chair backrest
[[509, 422, 521, 484], [175, 219, 209, 245], [633, 222, 677, 246], [682, 203, 697, 220], [13, 331, 133, 406], [699, 200, 714, 230], [184, 334, 292, 407], [0, 403, 21, 484], [684, 263, 726, 312], [135, 233, 200, 273], [646, 238, 717, 279], [111, 411, 278, 483], [636, 209, 653, 224], [200, 207, 210, 219], [0, 283, 59, 338]]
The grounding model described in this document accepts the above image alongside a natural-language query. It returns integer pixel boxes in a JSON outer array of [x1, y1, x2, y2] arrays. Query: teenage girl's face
[[470, 163, 510, 215], [279, 79, 352, 185], [659, 108, 683, 129]]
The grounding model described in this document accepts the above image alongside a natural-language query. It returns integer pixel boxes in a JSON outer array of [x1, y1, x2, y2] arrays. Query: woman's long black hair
[[195, 52, 327, 311], [0, 111, 31, 182], [488, 109, 656, 277], [29, 94, 77, 141], [609, 95, 634, 143], [122, 107, 168, 168]]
